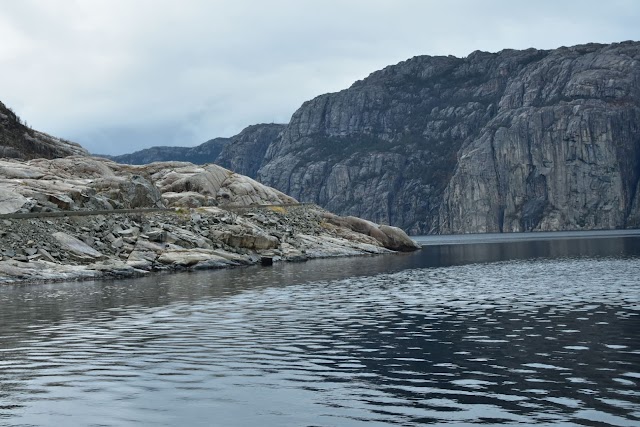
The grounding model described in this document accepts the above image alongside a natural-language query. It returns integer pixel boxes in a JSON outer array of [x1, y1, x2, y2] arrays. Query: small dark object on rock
[[261, 257, 273, 266]]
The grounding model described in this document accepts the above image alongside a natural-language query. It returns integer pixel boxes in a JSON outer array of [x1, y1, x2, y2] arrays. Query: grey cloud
[[0, 0, 638, 154]]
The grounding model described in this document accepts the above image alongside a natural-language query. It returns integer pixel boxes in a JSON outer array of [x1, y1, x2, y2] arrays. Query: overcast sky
[[1, 0, 638, 155]]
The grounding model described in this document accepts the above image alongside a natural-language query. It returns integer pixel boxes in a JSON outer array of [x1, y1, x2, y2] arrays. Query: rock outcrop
[[214, 124, 286, 178], [0, 156, 295, 213], [0, 155, 419, 284], [0, 101, 88, 160]]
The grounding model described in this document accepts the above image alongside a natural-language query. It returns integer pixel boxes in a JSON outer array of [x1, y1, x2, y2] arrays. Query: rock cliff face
[[255, 42, 640, 234], [0, 101, 88, 160], [215, 124, 286, 178]]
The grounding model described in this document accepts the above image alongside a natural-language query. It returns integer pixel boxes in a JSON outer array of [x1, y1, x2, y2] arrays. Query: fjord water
[[1, 232, 639, 426]]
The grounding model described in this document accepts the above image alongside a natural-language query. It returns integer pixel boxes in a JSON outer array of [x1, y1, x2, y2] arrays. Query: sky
[[1, 0, 638, 155]]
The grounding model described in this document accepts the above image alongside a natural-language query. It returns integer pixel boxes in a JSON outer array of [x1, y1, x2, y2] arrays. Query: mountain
[[98, 41, 640, 234], [0, 101, 88, 159], [254, 41, 640, 234], [104, 123, 285, 170], [105, 137, 231, 165]]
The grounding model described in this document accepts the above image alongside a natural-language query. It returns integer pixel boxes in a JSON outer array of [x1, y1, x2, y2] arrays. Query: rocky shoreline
[[0, 204, 420, 285], [0, 155, 419, 284]]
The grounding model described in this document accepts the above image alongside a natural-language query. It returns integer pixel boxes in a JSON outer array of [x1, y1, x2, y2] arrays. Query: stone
[[117, 227, 140, 237], [378, 225, 421, 251], [47, 194, 75, 210], [0, 189, 28, 214], [111, 238, 124, 249], [52, 231, 107, 261], [126, 240, 165, 270], [157, 249, 237, 268], [38, 248, 57, 263], [146, 230, 167, 243], [227, 233, 279, 250]]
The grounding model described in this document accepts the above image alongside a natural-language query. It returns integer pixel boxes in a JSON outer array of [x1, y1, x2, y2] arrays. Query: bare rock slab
[[52, 231, 107, 261], [0, 188, 28, 214]]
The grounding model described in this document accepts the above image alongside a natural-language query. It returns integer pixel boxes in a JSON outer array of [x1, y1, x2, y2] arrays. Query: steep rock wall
[[255, 42, 640, 233]]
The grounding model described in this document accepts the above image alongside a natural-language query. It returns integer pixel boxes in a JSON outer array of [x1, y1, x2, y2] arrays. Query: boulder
[[52, 231, 107, 261], [322, 212, 419, 251], [126, 240, 164, 270], [47, 194, 75, 210], [378, 225, 421, 251], [157, 249, 238, 268], [123, 175, 164, 208], [0, 188, 28, 214], [227, 232, 279, 250]]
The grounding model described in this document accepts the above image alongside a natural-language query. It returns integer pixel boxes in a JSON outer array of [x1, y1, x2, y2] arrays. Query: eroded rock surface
[[0, 156, 295, 214]]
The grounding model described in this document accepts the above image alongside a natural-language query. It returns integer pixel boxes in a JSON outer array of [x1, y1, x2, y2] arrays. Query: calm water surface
[[1, 232, 639, 426]]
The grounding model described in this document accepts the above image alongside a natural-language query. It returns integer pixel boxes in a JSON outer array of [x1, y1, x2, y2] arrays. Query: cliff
[[255, 41, 640, 234], [215, 124, 286, 178]]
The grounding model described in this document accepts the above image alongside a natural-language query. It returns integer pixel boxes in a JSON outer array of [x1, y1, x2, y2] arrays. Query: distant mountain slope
[[105, 137, 231, 165], [105, 123, 285, 170], [0, 101, 88, 159]]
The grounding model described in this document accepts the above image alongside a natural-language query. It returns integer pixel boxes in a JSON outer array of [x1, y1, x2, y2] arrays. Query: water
[[0, 232, 639, 426]]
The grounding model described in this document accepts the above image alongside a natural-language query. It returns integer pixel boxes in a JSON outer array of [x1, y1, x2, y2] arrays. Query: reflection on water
[[0, 235, 639, 426]]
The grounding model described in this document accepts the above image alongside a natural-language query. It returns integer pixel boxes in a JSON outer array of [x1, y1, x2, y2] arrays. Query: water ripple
[[0, 254, 639, 426]]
